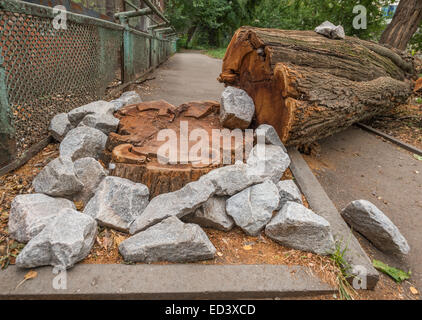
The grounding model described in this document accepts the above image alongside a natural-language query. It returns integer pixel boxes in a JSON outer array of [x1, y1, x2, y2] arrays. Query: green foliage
[[409, 21, 422, 53], [251, 0, 394, 40], [166, 0, 252, 47], [204, 47, 227, 59], [330, 240, 357, 300], [166, 0, 395, 48], [373, 260, 411, 283]]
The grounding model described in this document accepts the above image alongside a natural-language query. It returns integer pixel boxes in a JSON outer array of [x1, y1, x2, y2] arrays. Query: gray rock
[[16, 209, 97, 269], [78, 113, 119, 135], [220, 86, 255, 129], [110, 100, 125, 112], [255, 124, 287, 152], [266, 202, 335, 255], [68, 100, 116, 126], [226, 180, 280, 236], [315, 21, 345, 40], [73, 158, 108, 205], [341, 200, 410, 255], [277, 180, 303, 210], [183, 197, 234, 232], [130, 179, 216, 234], [84, 177, 149, 233], [200, 163, 264, 196], [60, 126, 107, 161], [33, 157, 83, 197], [111, 91, 142, 111], [246, 144, 291, 183], [49, 113, 74, 142], [8, 194, 76, 243], [120, 217, 215, 263]]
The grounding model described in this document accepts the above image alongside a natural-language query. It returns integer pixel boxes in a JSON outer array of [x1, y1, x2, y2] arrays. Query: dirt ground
[[364, 98, 422, 150]]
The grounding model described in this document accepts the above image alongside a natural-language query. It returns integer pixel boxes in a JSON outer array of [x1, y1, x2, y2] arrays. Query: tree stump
[[106, 100, 250, 197], [219, 27, 416, 146]]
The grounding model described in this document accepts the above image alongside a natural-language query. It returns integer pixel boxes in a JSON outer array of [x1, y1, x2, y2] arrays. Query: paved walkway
[[306, 127, 422, 293], [138, 52, 422, 294], [139, 52, 224, 106]]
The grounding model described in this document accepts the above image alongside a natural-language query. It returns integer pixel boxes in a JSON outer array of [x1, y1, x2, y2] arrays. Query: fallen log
[[218, 27, 416, 146]]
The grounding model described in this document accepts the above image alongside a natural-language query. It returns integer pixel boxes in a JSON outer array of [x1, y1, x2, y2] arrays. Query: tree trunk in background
[[219, 27, 416, 146], [186, 26, 197, 48], [380, 0, 422, 50]]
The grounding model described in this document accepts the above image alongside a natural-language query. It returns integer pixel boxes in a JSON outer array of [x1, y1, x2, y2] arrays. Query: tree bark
[[186, 25, 198, 48], [218, 27, 415, 146], [380, 0, 422, 51]]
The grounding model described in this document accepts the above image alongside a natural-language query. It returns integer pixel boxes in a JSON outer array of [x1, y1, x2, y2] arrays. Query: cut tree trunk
[[218, 27, 416, 146], [106, 100, 250, 197], [380, 0, 422, 51]]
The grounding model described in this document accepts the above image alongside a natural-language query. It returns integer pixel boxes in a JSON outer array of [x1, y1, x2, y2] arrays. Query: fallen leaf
[[103, 234, 112, 251], [410, 287, 419, 295], [217, 252, 223, 257], [243, 245, 253, 251], [16, 270, 38, 289], [373, 260, 411, 283], [74, 201, 84, 211], [414, 154, 422, 161], [114, 235, 126, 247]]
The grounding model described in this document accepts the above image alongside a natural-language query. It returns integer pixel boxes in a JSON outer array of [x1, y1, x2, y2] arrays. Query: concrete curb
[[0, 264, 335, 300], [288, 148, 379, 290]]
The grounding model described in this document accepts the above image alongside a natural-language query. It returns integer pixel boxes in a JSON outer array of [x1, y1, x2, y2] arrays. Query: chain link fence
[[0, 0, 175, 170]]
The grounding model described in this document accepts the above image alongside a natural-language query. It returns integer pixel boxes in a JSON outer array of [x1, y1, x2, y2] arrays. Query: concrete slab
[[288, 148, 379, 289], [0, 264, 334, 300]]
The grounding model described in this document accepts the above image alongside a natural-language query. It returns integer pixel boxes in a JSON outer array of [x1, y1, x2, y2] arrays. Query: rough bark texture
[[106, 100, 248, 197], [218, 27, 415, 146], [380, 0, 422, 51]]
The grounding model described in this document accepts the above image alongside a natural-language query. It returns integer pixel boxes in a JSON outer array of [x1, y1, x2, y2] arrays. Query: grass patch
[[203, 47, 227, 59], [330, 241, 357, 300]]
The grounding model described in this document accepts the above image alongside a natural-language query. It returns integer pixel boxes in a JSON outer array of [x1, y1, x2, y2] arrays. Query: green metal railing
[[0, 0, 176, 170]]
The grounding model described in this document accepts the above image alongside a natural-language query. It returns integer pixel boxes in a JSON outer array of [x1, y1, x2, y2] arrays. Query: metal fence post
[[0, 48, 16, 167]]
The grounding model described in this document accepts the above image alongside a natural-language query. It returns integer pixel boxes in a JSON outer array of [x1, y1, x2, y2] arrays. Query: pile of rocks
[[9, 92, 143, 269], [9, 88, 338, 270], [121, 145, 336, 262], [12, 86, 409, 272]]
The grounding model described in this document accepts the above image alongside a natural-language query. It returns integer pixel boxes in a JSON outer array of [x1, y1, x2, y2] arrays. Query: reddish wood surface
[[106, 100, 250, 197]]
